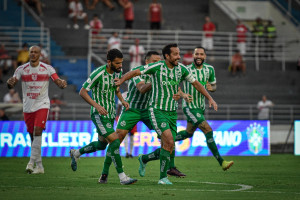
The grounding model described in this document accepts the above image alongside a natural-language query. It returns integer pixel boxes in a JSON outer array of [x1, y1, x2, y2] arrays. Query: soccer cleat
[[70, 149, 78, 171], [26, 163, 34, 174], [222, 160, 234, 171], [32, 166, 44, 174], [120, 176, 137, 185], [138, 155, 146, 177], [167, 167, 186, 178], [158, 177, 173, 185], [98, 174, 108, 184], [125, 153, 130, 158]]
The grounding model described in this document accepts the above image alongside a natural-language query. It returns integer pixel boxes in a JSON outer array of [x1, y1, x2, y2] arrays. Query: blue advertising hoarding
[[0, 120, 270, 157]]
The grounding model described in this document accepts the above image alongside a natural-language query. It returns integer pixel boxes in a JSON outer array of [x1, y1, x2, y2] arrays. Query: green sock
[[142, 148, 161, 164], [79, 140, 108, 155], [205, 131, 224, 166], [175, 130, 193, 141], [160, 148, 170, 179], [102, 153, 112, 175], [107, 139, 124, 173], [169, 150, 175, 168]]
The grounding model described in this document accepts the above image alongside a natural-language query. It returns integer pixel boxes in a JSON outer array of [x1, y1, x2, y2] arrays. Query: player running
[[7, 45, 67, 174], [115, 43, 218, 185], [176, 46, 234, 171]]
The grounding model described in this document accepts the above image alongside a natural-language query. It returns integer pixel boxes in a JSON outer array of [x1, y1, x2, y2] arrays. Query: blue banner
[[0, 120, 270, 157]]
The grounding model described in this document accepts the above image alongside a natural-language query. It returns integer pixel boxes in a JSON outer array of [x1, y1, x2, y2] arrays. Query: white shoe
[[26, 163, 34, 174], [120, 176, 137, 185], [73, 24, 79, 29], [84, 24, 90, 30], [32, 166, 44, 174]]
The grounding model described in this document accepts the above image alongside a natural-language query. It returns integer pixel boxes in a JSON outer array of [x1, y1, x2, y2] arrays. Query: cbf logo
[[246, 123, 265, 155]]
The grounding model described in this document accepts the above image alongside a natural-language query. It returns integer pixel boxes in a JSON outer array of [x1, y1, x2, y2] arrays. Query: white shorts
[[237, 42, 246, 55], [69, 12, 87, 19], [202, 37, 213, 50]]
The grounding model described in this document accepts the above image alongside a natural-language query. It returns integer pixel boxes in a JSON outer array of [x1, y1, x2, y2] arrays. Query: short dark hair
[[195, 46, 206, 54], [144, 50, 160, 61], [107, 49, 123, 61], [162, 43, 178, 59]]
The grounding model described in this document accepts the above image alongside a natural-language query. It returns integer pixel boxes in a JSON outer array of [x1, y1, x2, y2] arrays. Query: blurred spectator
[[252, 17, 265, 56], [129, 38, 145, 69], [85, 0, 115, 10], [120, 0, 134, 29], [38, 43, 50, 64], [0, 109, 9, 121], [49, 94, 65, 120], [265, 20, 276, 59], [148, 0, 162, 30], [202, 16, 216, 51], [107, 32, 122, 51], [90, 14, 104, 38], [16, 43, 29, 66], [230, 50, 246, 76], [3, 89, 22, 103], [257, 95, 274, 120], [236, 19, 248, 56], [68, 0, 90, 30], [0, 44, 17, 83], [182, 49, 194, 65], [25, 0, 44, 17]]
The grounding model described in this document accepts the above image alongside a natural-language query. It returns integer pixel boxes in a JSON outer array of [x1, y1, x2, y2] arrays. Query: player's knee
[[96, 140, 108, 150], [110, 139, 121, 149]]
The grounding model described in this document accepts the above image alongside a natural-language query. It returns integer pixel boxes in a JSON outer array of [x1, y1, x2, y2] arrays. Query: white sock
[[129, 135, 134, 155], [74, 149, 81, 158], [118, 172, 127, 181], [33, 136, 42, 168], [124, 135, 129, 154]]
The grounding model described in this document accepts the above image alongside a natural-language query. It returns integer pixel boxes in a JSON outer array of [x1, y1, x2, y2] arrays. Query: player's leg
[[198, 121, 234, 171], [175, 108, 199, 141], [24, 112, 35, 173], [128, 132, 134, 158]]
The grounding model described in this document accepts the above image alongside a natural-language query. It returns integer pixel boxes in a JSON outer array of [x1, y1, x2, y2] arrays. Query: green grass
[[0, 155, 300, 200]]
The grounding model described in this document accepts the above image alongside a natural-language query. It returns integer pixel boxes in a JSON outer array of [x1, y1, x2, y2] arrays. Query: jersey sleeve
[[208, 66, 216, 84], [140, 62, 160, 75], [48, 65, 59, 81], [133, 75, 145, 86], [182, 65, 195, 83], [13, 66, 23, 80], [82, 69, 102, 91]]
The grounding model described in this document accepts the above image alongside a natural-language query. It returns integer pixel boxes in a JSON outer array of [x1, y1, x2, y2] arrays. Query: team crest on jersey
[[32, 73, 38, 81], [120, 120, 126, 127], [246, 123, 265, 155], [106, 123, 112, 128], [196, 113, 201, 118], [175, 68, 182, 79], [87, 78, 91, 83], [39, 67, 46, 72], [161, 122, 166, 128]]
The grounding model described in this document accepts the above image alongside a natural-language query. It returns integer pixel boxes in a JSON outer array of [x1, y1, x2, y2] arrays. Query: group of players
[[7, 43, 233, 185]]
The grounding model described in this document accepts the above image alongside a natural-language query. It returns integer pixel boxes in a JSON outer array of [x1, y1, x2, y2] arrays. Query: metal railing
[[88, 28, 289, 74], [272, 0, 300, 27], [4, 103, 300, 124]]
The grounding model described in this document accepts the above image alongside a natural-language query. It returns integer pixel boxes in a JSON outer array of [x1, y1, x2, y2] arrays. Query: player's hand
[[206, 82, 212, 91], [7, 77, 17, 89], [173, 93, 181, 101], [183, 93, 193, 103], [95, 104, 108, 115], [114, 78, 121, 86], [59, 79, 67, 89], [209, 98, 218, 111], [122, 101, 130, 111]]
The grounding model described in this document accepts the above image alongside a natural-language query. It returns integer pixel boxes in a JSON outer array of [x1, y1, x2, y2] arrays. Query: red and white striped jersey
[[13, 62, 59, 113]]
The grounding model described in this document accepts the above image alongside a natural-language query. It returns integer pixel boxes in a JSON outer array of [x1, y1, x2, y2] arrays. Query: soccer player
[[7, 45, 67, 174], [75, 48, 137, 185], [115, 43, 218, 184], [175, 47, 234, 171]]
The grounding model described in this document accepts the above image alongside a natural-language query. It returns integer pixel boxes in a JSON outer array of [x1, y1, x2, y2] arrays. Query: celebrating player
[[72, 48, 137, 185], [176, 47, 234, 171], [7, 45, 67, 174], [115, 43, 218, 184]]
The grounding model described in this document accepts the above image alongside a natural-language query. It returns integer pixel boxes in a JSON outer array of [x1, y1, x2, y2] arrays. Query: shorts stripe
[[186, 108, 198, 124], [95, 114, 107, 134], [149, 108, 162, 135]]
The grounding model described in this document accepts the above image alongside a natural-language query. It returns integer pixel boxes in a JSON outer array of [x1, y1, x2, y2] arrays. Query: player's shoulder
[[203, 62, 215, 70], [90, 65, 106, 77], [15, 62, 30, 73], [178, 62, 190, 71], [40, 62, 54, 70], [145, 60, 163, 69]]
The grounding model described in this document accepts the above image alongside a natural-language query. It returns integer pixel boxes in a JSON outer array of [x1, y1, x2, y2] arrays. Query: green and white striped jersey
[[126, 66, 152, 109], [140, 60, 195, 111], [82, 65, 122, 119], [182, 62, 216, 110]]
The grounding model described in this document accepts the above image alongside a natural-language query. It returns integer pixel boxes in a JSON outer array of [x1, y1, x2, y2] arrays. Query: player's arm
[[79, 87, 108, 115], [7, 77, 18, 89], [177, 87, 193, 103], [114, 69, 141, 86], [192, 80, 218, 111], [115, 87, 129, 111], [136, 81, 152, 94], [206, 82, 216, 92], [54, 78, 67, 89]]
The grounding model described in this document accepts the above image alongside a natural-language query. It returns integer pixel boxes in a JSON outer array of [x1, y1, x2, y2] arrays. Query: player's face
[[193, 48, 206, 67], [146, 54, 161, 64], [110, 57, 123, 73], [29, 46, 41, 62], [167, 47, 181, 66]]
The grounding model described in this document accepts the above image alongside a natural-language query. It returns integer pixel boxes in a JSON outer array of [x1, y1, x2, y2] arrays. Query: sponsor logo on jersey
[[161, 80, 180, 86], [161, 122, 166, 128], [246, 123, 265, 155], [120, 120, 126, 127], [106, 123, 112, 128]]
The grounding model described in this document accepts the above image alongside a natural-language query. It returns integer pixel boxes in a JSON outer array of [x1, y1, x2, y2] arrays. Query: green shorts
[[183, 107, 205, 125], [91, 113, 115, 138], [149, 107, 177, 140], [116, 108, 153, 130]]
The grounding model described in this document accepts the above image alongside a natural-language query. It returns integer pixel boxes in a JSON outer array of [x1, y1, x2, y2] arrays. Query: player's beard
[[110, 63, 122, 73], [194, 58, 204, 67], [170, 58, 179, 67]]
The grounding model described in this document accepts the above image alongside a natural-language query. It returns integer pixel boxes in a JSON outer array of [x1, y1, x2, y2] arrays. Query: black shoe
[[98, 174, 108, 184], [167, 167, 186, 178], [129, 154, 133, 158], [125, 153, 130, 158]]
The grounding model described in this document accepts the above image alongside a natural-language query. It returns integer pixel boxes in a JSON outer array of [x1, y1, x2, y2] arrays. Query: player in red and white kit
[[7, 45, 67, 174]]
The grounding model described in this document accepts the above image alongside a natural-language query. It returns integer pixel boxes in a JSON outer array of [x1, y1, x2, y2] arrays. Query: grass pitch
[[0, 155, 300, 200]]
